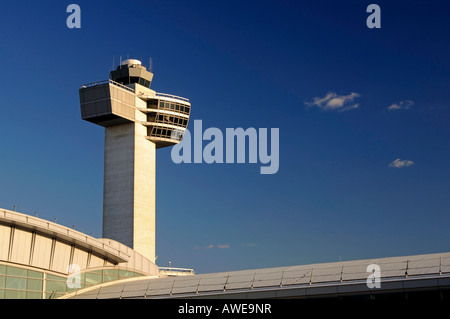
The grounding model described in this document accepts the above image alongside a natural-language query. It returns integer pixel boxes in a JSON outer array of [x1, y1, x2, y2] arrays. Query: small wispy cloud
[[194, 244, 214, 250], [387, 100, 414, 111], [389, 158, 414, 168], [195, 244, 230, 250], [305, 92, 360, 112]]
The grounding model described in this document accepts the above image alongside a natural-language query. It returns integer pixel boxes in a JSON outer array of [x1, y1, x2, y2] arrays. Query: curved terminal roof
[[63, 251, 450, 299], [0, 209, 130, 263], [0, 209, 158, 277]]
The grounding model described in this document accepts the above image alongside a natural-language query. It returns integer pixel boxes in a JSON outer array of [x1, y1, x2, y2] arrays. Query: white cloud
[[389, 158, 414, 168], [195, 244, 214, 250], [305, 92, 360, 112], [195, 244, 230, 249], [339, 103, 360, 112], [387, 100, 414, 111]]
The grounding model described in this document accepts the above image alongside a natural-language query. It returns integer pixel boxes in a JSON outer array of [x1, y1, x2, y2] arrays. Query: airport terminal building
[[0, 208, 159, 299], [1, 207, 450, 300]]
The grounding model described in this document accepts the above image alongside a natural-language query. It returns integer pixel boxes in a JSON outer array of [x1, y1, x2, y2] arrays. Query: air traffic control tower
[[79, 59, 191, 264]]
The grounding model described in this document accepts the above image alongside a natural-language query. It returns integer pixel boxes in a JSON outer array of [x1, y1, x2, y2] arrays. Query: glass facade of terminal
[[0, 263, 145, 299]]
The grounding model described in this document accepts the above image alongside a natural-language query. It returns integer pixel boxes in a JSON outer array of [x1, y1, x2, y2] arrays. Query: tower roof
[[110, 58, 153, 88], [122, 59, 142, 66]]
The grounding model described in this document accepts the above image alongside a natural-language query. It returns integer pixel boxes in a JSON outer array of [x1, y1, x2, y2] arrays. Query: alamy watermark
[[66, 264, 81, 289], [66, 4, 380, 30], [66, 4, 81, 29], [367, 264, 381, 289], [171, 120, 279, 175], [366, 4, 381, 29]]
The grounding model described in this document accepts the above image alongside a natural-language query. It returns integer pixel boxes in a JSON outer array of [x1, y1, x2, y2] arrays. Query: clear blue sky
[[0, 0, 449, 273]]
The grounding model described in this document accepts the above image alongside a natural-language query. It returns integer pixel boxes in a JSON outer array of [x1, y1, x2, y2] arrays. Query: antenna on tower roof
[[149, 57, 153, 73]]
